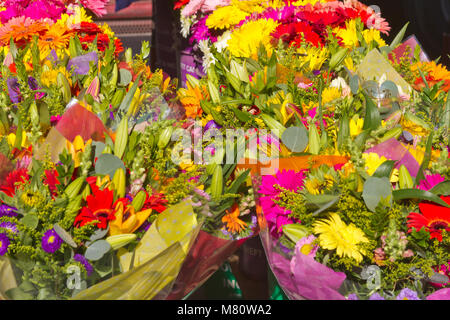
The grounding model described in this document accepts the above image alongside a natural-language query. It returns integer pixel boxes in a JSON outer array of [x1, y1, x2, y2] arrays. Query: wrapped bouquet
[[176, 0, 450, 300]]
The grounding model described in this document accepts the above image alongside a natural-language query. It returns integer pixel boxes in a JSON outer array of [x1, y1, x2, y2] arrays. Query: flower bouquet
[[176, 0, 450, 300]]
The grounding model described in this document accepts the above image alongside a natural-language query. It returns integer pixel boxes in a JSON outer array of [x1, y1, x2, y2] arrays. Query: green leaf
[[393, 189, 450, 208], [414, 132, 433, 186], [362, 177, 392, 212], [362, 93, 381, 131], [118, 73, 142, 115], [390, 22, 409, 50], [113, 116, 128, 159], [118, 68, 132, 86], [372, 160, 397, 178], [20, 215, 39, 230], [84, 240, 111, 261], [282, 224, 309, 244], [281, 126, 309, 153], [429, 181, 450, 196], [226, 169, 250, 195], [95, 153, 126, 179], [304, 194, 339, 206]]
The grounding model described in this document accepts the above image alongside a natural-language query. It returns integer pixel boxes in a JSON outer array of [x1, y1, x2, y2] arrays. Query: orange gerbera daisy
[[412, 61, 450, 93], [222, 204, 248, 234], [0, 17, 48, 47], [38, 24, 74, 57], [177, 82, 208, 119]]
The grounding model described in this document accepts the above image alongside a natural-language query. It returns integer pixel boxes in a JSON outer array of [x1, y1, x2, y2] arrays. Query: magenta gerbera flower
[[258, 170, 306, 238], [417, 174, 445, 191]]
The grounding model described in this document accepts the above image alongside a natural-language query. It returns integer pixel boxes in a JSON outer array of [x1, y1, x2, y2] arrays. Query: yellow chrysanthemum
[[296, 45, 329, 72], [313, 213, 369, 263], [293, 0, 330, 6], [227, 19, 279, 58], [41, 64, 72, 87], [362, 29, 387, 47], [322, 87, 341, 105], [206, 6, 249, 30]]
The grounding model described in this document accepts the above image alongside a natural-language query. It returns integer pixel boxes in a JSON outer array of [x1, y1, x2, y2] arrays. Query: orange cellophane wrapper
[[237, 155, 349, 230]]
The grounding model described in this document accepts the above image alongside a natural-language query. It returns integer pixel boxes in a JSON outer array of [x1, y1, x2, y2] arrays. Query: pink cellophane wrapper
[[259, 223, 346, 300], [365, 138, 420, 177], [55, 100, 109, 143], [426, 288, 450, 300], [389, 35, 430, 64], [165, 230, 247, 300]]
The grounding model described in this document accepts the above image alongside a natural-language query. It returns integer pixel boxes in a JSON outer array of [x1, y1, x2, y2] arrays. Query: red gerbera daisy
[[407, 196, 450, 242], [173, 0, 189, 10], [74, 188, 116, 229], [43, 169, 61, 195], [142, 192, 168, 213], [0, 168, 29, 197]]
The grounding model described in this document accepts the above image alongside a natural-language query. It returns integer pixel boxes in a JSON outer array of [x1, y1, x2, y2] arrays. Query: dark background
[[360, 0, 450, 66]]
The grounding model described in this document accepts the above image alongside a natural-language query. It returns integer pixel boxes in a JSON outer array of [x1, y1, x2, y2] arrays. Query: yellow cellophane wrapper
[[357, 49, 412, 95], [71, 201, 200, 300], [0, 257, 17, 300]]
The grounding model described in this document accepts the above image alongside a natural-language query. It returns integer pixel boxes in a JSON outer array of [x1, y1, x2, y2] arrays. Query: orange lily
[[109, 201, 153, 236]]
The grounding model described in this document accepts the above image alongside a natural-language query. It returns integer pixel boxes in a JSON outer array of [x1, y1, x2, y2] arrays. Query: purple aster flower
[[0, 222, 18, 234], [369, 293, 385, 300], [396, 288, 421, 300], [0, 204, 18, 218], [0, 233, 10, 256], [347, 293, 359, 300], [41, 229, 63, 253], [73, 254, 94, 276], [6, 77, 21, 104]]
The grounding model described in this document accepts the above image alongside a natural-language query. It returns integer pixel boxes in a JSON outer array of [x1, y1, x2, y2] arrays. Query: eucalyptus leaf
[[6, 287, 34, 300], [350, 75, 360, 94], [118, 68, 132, 86], [429, 273, 450, 284], [95, 153, 126, 178], [380, 81, 399, 98], [84, 240, 111, 261], [20, 215, 39, 230], [281, 126, 309, 153], [53, 223, 78, 248], [362, 177, 392, 212]]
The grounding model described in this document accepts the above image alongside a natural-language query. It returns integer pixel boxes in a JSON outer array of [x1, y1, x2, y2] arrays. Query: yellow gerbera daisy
[[313, 213, 369, 263], [362, 152, 388, 176]]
